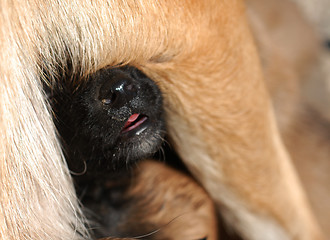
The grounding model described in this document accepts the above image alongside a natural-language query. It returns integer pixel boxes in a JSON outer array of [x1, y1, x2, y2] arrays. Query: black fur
[[47, 66, 165, 178]]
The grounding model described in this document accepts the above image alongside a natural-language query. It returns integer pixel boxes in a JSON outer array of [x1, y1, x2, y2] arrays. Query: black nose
[[98, 74, 138, 109]]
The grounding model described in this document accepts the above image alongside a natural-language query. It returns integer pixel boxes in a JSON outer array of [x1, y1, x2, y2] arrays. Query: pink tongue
[[124, 114, 140, 128]]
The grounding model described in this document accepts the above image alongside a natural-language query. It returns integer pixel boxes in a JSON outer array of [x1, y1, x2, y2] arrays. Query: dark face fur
[[47, 66, 165, 176]]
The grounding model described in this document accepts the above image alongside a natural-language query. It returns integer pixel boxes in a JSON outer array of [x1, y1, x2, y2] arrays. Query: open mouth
[[121, 113, 148, 134]]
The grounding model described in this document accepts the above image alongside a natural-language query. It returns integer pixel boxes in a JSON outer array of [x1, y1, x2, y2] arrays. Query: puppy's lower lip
[[121, 114, 148, 133]]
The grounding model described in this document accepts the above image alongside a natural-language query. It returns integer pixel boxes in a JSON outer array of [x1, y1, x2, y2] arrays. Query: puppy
[[1, 0, 329, 239]]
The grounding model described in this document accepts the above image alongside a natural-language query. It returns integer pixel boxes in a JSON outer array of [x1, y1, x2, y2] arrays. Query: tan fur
[[0, 0, 329, 239], [98, 160, 217, 240]]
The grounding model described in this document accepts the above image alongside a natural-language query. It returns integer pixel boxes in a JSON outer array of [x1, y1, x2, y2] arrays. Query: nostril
[[125, 83, 134, 92], [98, 76, 138, 108], [101, 92, 117, 105], [124, 82, 138, 99]]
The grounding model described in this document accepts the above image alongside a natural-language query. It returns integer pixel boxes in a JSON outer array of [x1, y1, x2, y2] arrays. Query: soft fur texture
[[0, 0, 329, 240]]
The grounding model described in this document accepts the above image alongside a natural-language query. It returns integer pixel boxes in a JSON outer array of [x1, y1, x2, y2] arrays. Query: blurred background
[[293, 0, 330, 118]]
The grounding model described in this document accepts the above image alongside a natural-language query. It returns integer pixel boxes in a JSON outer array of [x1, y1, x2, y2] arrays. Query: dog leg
[[141, 1, 324, 239]]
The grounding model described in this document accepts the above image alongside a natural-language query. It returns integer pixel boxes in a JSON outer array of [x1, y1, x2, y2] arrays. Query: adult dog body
[[0, 0, 328, 240]]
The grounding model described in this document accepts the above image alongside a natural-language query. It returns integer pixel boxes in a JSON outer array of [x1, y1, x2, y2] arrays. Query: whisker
[[70, 160, 87, 176], [128, 213, 193, 239]]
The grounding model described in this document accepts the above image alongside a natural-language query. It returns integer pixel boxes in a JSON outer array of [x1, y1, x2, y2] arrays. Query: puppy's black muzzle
[[49, 66, 165, 177]]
